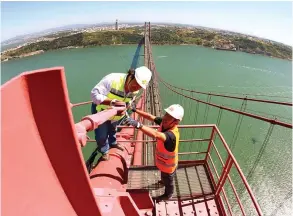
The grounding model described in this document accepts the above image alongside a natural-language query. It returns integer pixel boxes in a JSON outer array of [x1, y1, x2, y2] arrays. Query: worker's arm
[[99, 98, 112, 106], [129, 102, 156, 122], [135, 109, 156, 122], [124, 118, 166, 142], [140, 125, 166, 142], [91, 75, 111, 105], [91, 73, 125, 106]]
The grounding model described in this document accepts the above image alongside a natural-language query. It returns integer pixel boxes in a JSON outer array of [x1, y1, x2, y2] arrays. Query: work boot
[[111, 143, 124, 151], [157, 180, 164, 185], [101, 153, 110, 161]]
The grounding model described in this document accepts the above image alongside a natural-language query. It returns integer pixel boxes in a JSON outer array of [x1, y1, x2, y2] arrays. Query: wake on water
[[219, 62, 285, 76], [217, 85, 292, 89]]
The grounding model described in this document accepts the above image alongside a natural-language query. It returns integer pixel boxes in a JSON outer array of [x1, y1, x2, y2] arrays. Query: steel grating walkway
[[143, 22, 162, 166], [127, 163, 215, 199]]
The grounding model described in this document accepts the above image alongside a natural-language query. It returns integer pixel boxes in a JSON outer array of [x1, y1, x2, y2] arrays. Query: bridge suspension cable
[[160, 79, 292, 106], [156, 75, 292, 129]]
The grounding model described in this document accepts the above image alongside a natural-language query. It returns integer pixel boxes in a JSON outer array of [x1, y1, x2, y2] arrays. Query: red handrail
[[71, 100, 92, 108], [211, 140, 246, 215], [71, 100, 263, 215], [212, 125, 263, 215], [75, 107, 125, 147]]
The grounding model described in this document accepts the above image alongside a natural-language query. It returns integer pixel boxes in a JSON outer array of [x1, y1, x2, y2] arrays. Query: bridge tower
[[115, 19, 118, 30]]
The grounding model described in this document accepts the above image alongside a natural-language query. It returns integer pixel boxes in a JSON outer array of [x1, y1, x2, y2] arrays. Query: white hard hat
[[134, 66, 152, 89], [164, 104, 184, 121]]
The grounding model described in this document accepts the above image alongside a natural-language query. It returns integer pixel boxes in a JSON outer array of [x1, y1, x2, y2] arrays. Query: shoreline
[[1, 44, 292, 62]]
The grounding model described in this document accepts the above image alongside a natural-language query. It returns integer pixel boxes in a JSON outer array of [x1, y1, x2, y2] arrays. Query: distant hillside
[[2, 26, 292, 61]]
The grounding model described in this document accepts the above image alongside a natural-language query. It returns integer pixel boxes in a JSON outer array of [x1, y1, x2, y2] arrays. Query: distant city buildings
[[2, 21, 290, 61]]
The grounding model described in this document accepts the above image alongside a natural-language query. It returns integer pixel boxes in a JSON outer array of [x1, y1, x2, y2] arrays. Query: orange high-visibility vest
[[155, 126, 179, 174]]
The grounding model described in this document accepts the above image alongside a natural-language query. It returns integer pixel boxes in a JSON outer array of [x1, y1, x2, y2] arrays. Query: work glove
[[131, 102, 136, 112], [126, 101, 137, 112], [124, 117, 143, 129]]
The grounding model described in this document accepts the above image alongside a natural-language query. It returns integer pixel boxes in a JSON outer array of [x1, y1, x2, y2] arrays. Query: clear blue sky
[[1, 1, 292, 45]]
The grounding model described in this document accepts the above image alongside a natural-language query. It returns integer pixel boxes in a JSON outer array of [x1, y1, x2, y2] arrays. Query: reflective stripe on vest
[[96, 74, 138, 121], [155, 126, 179, 174], [156, 158, 176, 167], [155, 149, 176, 159], [110, 88, 135, 99]]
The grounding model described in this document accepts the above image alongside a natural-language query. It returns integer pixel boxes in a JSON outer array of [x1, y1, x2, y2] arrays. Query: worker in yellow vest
[[125, 104, 184, 200], [91, 66, 152, 161]]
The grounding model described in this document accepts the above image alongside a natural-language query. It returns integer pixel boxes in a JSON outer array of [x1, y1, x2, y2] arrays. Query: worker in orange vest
[[125, 104, 184, 200]]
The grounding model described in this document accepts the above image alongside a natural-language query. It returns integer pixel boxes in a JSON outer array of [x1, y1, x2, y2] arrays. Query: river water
[[2, 45, 292, 215]]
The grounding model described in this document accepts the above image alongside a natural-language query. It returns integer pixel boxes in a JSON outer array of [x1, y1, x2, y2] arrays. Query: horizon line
[[2, 21, 292, 47]]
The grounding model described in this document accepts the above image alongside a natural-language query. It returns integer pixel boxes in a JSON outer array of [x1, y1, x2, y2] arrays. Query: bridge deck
[[127, 163, 220, 215], [127, 163, 214, 199], [143, 22, 163, 166]]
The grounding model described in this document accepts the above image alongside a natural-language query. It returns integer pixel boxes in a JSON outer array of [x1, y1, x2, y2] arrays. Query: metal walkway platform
[[127, 163, 214, 200]]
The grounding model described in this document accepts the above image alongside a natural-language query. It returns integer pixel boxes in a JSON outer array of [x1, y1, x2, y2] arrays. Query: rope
[[187, 92, 196, 160], [194, 101, 200, 125], [199, 94, 212, 152], [216, 107, 223, 127], [229, 99, 247, 150], [246, 123, 275, 181], [187, 105, 200, 160]]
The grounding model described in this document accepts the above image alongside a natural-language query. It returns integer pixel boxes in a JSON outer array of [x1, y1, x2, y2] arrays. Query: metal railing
[[71, 97, 263, 215], [116, 124, 263, 215], [207, 125, 262, 216]]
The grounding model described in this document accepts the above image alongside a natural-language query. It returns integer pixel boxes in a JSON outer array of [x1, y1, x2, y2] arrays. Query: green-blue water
[[1, 45, 292, 215]]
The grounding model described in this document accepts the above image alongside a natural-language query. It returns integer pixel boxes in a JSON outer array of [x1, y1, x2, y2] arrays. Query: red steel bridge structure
[[2, 22, 292, 216]]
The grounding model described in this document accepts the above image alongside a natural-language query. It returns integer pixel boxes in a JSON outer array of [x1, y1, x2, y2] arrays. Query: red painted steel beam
[[88, 120, 136, 190], [2, 67, 103, 216], [89, 138, 133, 190], [86, 102, 155, 214], [75, 108, 125, 147], [89, 138, 210, 143], [132, 92, 145, 165], [119, 124, 216, 129]]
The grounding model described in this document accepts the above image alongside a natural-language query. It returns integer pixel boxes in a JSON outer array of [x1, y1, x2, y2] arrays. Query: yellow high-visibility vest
[[96, 74, 138, 121]]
